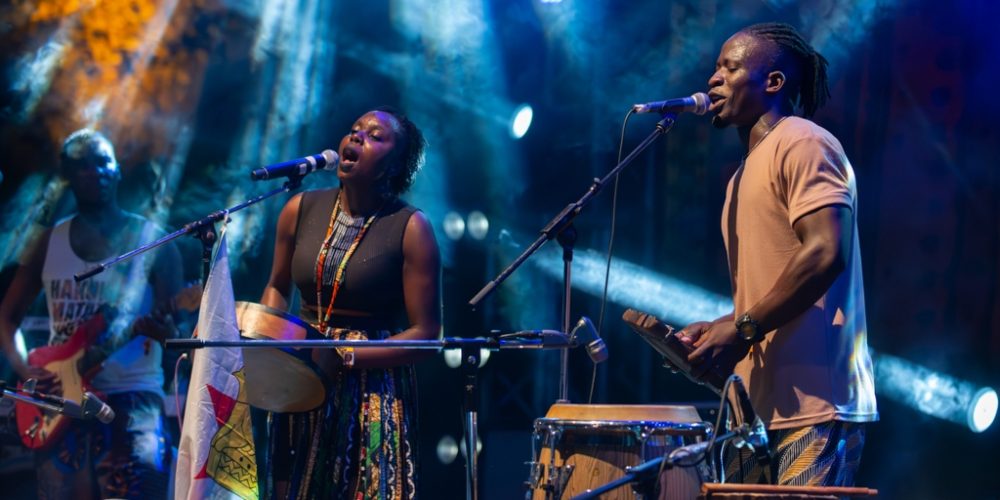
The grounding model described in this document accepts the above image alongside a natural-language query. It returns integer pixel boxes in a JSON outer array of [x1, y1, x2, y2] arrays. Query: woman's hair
[[742, 22, 831, 118], [375, 106, 426, 197]]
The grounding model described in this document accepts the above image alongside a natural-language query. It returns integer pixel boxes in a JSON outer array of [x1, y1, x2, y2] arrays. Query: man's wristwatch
[[735, 312, 764, 343]]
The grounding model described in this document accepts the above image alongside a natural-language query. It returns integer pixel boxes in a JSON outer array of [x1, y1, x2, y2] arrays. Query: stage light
[[970, 388, 998, 433], [874, 351, 997, 433], [443, 211, 466, 241], [444, 348, 462, 368], [443, 348, 491, 369], [459, 433, 483, 458], [436, 435, 460, 464], [467, 211, 489, 240], [510, 104, 533, 139]]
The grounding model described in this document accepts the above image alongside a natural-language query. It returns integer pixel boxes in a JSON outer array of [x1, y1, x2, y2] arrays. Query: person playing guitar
[[0, 129, 185, 500]]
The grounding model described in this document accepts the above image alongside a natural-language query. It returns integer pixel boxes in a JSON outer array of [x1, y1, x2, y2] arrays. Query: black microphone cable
[[588, 107, 637, 405], [654, 374, 739, 484]]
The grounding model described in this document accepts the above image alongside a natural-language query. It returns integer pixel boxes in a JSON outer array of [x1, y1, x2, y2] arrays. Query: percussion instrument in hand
[[622, 309, 731, 395], [527, 404, 714, 500], [235, 301, 333, 413]]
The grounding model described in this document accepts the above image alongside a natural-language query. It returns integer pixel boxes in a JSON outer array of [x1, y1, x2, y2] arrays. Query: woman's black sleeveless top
[[290, 188, 415, 330]]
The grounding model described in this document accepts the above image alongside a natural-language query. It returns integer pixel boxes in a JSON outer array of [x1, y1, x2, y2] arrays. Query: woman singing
[[260, 107, 441, 499]]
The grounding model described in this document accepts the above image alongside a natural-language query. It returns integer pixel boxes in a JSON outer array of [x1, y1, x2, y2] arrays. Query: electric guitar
[[15, 284, 202, 450]]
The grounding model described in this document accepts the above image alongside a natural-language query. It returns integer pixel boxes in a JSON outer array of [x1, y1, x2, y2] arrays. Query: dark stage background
[[1, 0, 999, 498]]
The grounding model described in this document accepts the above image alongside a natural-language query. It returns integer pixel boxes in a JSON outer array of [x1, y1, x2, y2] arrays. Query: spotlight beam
[[534, 246, 997, 432]]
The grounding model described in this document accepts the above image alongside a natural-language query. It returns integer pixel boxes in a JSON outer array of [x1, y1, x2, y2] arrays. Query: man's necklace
[[742, 115, 789, 162]]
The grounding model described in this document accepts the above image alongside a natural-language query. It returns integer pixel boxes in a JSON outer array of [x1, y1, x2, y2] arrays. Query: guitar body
[[14, 284, 202, 450], [16, 312, 107, 450]]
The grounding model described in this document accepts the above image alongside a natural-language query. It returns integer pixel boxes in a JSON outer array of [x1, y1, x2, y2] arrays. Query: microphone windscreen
[[691, 92, 710, 115], [321, 149, 339, 170]]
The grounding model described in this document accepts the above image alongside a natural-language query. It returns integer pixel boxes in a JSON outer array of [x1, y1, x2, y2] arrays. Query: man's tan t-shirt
[[721, 116, 878, 430]]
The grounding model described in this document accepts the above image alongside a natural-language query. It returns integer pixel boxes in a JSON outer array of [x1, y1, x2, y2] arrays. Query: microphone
[[632, 92, 710, 115], [732, 375, 770, 465], [250, 150, 339, 180], [29, 388, 116, 423], [570, 316, 609, 364], [80, 392, 116, 423]]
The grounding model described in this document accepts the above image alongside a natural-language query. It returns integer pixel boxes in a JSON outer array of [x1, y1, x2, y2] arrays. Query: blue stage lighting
[[970, 388, 998, 433], [534, 247, 732, 326], [510, 104, 533, 139], [874, 351, 997, 433], [443, 211, 466, 241], [0, 175, 65, 270], [534, 246, 997, 432], [436, 435, 459, 465], [467, 211, 489, 240]]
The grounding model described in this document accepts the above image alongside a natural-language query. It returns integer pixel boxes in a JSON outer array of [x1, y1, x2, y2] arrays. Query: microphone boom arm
[[469, 113, 678, 403], [74, 179, 302, 284], [468, 113, 679, 308], [1, 382, 64, 414]]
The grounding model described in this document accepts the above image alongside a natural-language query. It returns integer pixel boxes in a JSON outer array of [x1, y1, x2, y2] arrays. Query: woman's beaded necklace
[[314, 192, 381, 332]]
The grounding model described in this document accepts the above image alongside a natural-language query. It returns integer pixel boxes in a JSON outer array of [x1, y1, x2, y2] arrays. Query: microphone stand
[[73, 176, 307, 285], [468, 113, 680, 402], [1, 380, 68, 416], [167, 334, 573, 500]]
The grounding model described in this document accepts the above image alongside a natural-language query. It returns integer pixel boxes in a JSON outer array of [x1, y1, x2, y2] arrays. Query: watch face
[[737, 314, 759, 342]]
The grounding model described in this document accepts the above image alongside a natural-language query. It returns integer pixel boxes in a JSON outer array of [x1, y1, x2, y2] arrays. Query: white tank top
[[40, 217, 164, 397]]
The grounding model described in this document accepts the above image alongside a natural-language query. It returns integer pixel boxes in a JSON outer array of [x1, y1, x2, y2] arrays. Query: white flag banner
[[175, 229, 257, 499]]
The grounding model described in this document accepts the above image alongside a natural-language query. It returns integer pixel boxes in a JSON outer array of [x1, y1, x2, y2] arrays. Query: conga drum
[[235, 301, 334, 412], [527, 404, 714, 500]]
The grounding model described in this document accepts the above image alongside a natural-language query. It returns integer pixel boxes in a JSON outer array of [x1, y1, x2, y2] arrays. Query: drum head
[[235, 302, 332, 413]]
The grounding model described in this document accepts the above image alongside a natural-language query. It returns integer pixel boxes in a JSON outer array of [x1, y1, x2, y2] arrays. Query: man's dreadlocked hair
[[742, 22, 831, 118]]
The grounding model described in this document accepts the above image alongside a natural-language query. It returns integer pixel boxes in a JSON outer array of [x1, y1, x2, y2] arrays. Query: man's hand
[[687, 320, 741, 362], [134, 309, 178, 345], [677, 321, 713, 348], [19, 365, 62, 396]]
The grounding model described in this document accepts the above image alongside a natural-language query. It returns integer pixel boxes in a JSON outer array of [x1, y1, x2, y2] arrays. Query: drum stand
[[468, 113, 680, 403]]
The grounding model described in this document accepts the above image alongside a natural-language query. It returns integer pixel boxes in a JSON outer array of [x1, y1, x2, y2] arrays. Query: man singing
[[679, 23, 878, 486]]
